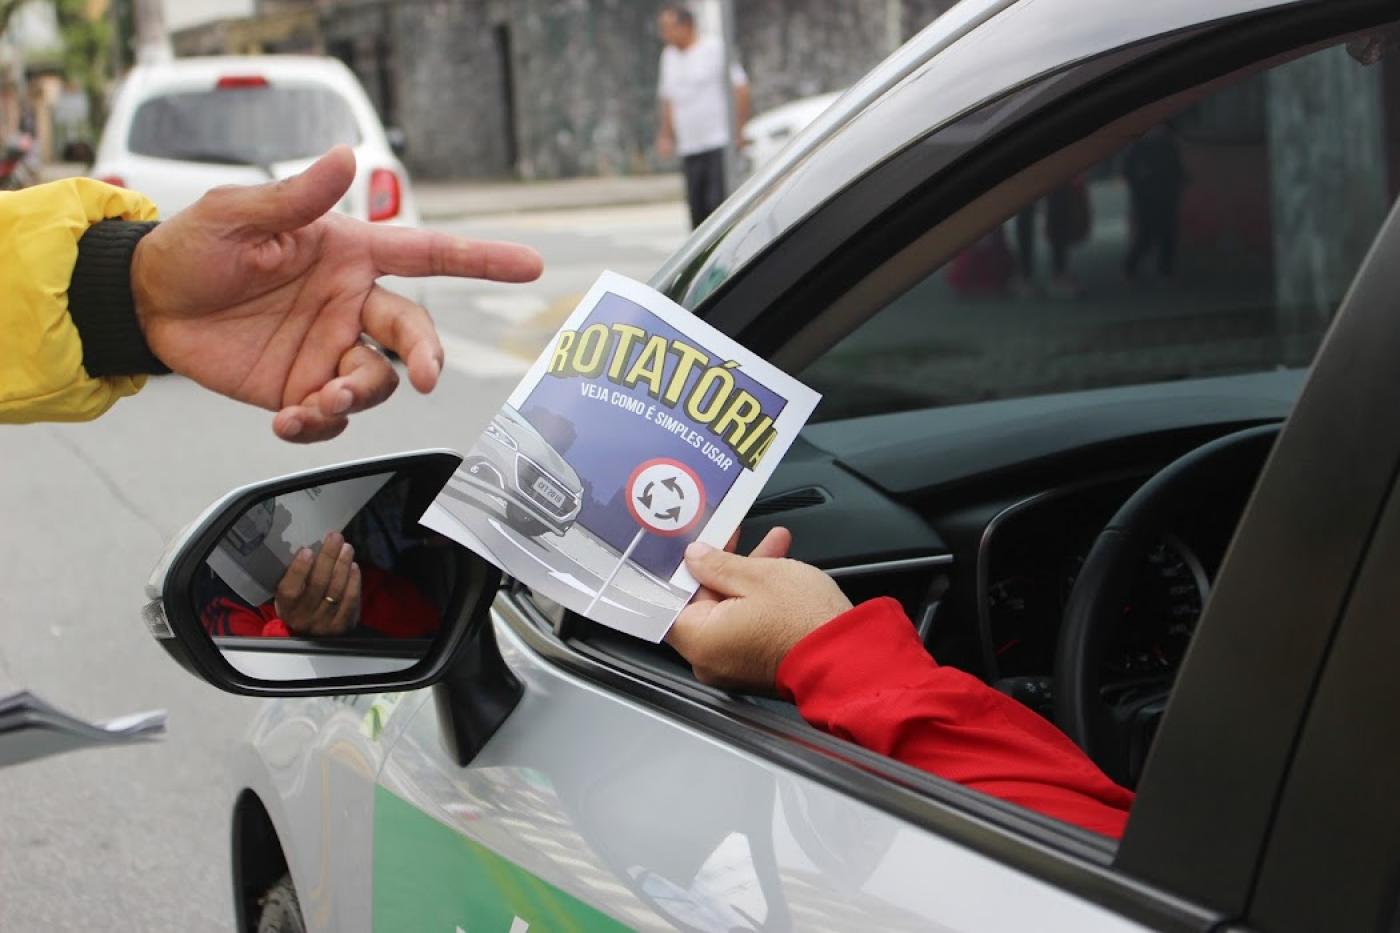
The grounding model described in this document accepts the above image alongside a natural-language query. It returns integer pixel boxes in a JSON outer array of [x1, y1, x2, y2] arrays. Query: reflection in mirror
[[195, 469, 460, 681]]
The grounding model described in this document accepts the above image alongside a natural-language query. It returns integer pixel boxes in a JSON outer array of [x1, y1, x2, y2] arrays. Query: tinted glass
[[805, 36, 1400, 422], [128, 85, 361, 164]]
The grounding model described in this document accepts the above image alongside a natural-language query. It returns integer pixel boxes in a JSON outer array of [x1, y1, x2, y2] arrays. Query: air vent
[[748, 486, 830, 517]]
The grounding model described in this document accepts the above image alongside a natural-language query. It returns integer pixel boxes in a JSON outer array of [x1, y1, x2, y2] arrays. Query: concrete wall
[[734, 0, 959, 113], [389, 0, 514, 179], [507, 0, 667, 180], [323, 0, 964, 181]]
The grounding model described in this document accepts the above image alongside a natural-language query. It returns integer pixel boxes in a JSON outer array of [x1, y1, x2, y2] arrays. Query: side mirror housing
[[144, 451, 502, 698]]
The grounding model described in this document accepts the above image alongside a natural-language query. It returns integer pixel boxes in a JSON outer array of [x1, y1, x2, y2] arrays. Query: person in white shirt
[[656, 4, 751, 228]]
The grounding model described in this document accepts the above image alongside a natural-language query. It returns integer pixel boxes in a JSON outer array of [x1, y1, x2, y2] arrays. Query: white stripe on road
[[438, 331, 531, 378], [471, 292, 550, 322], [485, 520, 641, 615], [550, 571, 641, 615]]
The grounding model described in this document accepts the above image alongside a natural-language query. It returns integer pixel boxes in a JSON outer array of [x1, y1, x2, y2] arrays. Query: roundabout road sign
[[625, 458, 706, 537]]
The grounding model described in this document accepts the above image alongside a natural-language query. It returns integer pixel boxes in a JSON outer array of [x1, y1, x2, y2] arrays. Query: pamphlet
[[0, 691, 166, 768], [422, 271, 820, 641]]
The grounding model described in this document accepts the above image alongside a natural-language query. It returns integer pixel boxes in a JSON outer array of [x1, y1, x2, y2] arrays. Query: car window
[[127, 84, 362, 165], [803, 35, 1400, 422]]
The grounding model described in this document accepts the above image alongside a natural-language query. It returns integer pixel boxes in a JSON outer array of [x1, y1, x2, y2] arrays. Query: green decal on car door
[[373, 786, 630, 931]]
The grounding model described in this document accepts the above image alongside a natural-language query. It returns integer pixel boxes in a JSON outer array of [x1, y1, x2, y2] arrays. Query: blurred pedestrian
[[1123, 126, 1187, 280], [655, 3, 751, 228], [1014, 180, 1091, 298], [0, 146, 543, 441]]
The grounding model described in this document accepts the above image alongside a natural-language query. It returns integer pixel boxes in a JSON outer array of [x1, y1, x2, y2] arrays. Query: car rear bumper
[[442, 457, 581, 535]]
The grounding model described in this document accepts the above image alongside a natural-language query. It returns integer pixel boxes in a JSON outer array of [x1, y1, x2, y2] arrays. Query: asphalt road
[[0, 201, 688, 931]]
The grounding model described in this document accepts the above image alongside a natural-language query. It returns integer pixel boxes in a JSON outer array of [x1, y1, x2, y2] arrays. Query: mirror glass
[[194, 469, 460, 681]]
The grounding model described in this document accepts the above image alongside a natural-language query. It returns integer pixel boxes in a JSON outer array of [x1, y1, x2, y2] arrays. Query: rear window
[[127, 84, 361, 164]]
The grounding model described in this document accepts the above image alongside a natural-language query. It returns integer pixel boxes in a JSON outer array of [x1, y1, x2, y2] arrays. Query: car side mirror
[[385, 126, 407, 158], [143, 451, 502, 698]]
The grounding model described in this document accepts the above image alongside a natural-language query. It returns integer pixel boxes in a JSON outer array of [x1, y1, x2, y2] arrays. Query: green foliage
[[0, 0, 112, 130], [52, 0, 111, 127]]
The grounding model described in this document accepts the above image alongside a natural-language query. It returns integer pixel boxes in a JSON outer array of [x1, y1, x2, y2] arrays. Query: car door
[[370, 1, 1399, 929], [1224, 203, 1400, 930]]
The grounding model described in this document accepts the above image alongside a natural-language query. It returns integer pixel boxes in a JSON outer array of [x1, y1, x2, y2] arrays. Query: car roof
[[653, 0, 1306, 308], [117, 56, 360, 96]]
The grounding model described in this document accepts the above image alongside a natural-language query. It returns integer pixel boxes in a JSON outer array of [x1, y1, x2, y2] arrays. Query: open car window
[[804, 34, 1400, 423]]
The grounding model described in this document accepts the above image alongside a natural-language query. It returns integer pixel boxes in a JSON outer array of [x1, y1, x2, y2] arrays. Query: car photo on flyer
[[421, 271, 820, 641]]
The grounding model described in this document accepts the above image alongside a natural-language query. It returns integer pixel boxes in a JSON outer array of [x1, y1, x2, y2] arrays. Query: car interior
[[511, 15, 1399, 824]]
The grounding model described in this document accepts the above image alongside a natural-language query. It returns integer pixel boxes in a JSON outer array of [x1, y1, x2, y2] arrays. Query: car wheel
[[256, 873, 306, 933], [506, 506, 550, 537]]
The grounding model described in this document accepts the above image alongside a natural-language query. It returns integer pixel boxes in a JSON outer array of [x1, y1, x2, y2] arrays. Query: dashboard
[[558, 376, 1289, 734], [978, 475, 1248, 690]]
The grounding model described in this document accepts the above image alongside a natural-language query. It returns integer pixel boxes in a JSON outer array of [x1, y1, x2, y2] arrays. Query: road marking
[[472, 292, 550, 322], [487, 519, 558, 571], [486, 518, 641, 615], [439, 331, 532, 378], [549, 571, 641, 615]]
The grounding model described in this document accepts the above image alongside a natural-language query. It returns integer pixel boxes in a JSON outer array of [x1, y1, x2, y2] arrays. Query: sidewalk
[[415, 173, 684, 220], [37, 162, 86, 183], [40, 162, 684, 219]]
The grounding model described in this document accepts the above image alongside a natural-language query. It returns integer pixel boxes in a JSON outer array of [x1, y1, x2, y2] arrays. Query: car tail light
[[216, 75, 268, 90], [97, 175, 125, 188], [368, 169, 401, 222]]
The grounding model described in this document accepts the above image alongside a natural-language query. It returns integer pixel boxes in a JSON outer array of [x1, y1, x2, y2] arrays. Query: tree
[[52, 0, 111, 128], [0, 0, 112, 130]]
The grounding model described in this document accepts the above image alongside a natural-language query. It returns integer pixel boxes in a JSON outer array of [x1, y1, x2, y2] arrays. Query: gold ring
[[324, 596, 338, 605]]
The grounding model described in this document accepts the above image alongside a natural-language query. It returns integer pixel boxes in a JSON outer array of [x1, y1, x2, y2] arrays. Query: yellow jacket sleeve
[[0, 178, 159, 424]]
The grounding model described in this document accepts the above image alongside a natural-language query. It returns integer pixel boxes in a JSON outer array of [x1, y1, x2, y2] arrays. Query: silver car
[[442, 404, 584, 538], [147, 1, 1400, 929]]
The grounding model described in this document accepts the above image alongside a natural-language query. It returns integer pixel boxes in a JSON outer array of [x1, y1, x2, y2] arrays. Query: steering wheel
[[1054, 424, 1280, 787]]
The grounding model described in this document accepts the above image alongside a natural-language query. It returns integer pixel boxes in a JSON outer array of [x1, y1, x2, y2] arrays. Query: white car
[[739, 90, 842, 177], [91, 56, 420, 230], [145, 0, 1400, 930]]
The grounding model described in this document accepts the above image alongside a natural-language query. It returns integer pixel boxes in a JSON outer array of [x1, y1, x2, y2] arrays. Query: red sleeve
[[203, 596, 287, 638], [776, 597, 1134, 838], [357, 564, 442, 639]]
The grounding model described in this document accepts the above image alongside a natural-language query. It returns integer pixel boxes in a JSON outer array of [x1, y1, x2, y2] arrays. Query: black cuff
[[68, 219, 169, 377]]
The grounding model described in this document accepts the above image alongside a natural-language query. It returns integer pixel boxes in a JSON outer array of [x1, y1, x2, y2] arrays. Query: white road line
[[485, 520, 638, 614], [438, 331, 531, 378], [549, 571, 641, 615], [487, 519, 558, 572], [471, 292, 550, 322]]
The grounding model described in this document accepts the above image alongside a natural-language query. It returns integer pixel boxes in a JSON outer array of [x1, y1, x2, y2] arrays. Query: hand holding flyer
[[421, 271, 820, 641]]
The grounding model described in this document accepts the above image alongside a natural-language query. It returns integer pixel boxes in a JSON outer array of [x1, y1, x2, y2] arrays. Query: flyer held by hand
[[421, 271, 820, 642]]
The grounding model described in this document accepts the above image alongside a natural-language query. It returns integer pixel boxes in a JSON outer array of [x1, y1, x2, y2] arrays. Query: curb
[[415, 173, 685, 221]]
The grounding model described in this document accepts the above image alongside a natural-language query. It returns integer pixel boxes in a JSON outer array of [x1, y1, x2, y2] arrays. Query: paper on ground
[[0, 690, 166, 768], [424, 271, 820, 641]]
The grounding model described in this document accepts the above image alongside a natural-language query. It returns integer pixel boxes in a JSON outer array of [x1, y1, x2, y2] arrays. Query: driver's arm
[[667, 532, 1135, 838]]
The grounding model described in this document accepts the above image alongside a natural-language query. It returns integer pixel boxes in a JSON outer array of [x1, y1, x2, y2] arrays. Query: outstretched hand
[[131, 146, 543, 442], [665, 527, 853, 692]]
